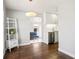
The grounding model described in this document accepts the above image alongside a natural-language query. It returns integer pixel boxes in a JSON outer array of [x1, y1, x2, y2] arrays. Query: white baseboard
[[19, 40, 42, 46], [19, 42, 31, 46], [3, 48, 7, 57], [19, 41, 48, 46], [58, 48, 75, 58], [42, 40, 48, 45]]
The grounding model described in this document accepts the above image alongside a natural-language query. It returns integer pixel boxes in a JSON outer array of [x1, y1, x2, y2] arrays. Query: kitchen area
[[42, 12, 58, 44]]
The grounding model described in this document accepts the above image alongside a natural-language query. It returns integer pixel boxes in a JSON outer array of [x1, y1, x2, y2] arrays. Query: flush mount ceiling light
[[25, 0, 38, 16], [25, 11, 37, 16]]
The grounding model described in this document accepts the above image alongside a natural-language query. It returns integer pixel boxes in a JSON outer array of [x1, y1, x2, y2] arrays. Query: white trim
[[19, 40, 46, 46], [3, 50, 6, 57], [3, 48, 7, 57], [42, 40, 48, 45], [58, 48, 75, 58], [19, 42, 31, 46]]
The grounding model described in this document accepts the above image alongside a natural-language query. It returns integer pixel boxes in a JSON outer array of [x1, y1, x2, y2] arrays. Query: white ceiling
[[5, 0, 58, 13]]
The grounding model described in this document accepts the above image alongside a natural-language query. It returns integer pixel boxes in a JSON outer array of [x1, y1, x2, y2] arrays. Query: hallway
[[4, 43, 73, 59]]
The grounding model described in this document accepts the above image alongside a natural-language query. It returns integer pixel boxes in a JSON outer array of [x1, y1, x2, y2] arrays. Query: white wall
[[58, 0, 75, 58], [42, 12, 48, 44], [46, 13, 58, 24], [6, 9, 43, 45], [6, 9, 33, 45]]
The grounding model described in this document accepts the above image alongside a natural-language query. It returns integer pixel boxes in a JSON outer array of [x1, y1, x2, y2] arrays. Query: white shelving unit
[[6, 17, 19, 52]]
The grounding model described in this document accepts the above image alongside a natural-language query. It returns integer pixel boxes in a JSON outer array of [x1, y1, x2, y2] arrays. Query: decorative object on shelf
[[9, 29, 16, 35]]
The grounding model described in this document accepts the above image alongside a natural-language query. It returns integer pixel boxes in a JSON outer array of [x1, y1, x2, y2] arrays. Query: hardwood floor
[[4, 42, 74, 59]]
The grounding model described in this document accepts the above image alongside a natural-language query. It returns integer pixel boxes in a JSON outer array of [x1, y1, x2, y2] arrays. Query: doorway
[[30, 17, 42, 43], [44, 13, 59, 46]]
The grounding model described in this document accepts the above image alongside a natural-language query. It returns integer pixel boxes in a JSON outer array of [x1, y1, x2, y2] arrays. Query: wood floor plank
[[4, 42, 74, 59]]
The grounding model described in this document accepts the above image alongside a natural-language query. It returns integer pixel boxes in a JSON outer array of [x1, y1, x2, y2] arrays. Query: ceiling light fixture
[[25, 11, 37, 16], [25, 0, 38, 16]]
